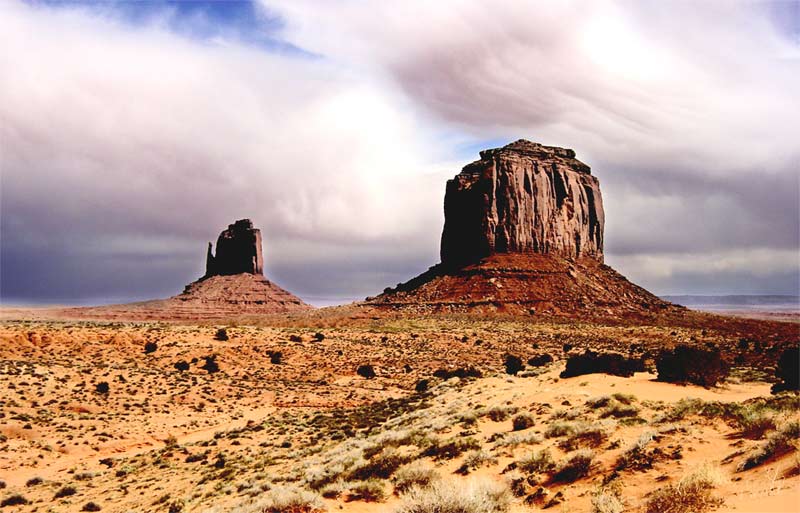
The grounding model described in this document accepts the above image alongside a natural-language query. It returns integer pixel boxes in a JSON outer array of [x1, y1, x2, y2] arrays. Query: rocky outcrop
[[440, 140, 604, 269], [371, 139, 677, 318], [205, 219, 264, 277]]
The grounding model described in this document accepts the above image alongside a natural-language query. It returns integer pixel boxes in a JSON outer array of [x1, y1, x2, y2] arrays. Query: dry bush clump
[[515, 449, 556, 475], [553, 450, 595, 482], [616, 433, 662, 471], [771, 347, 799, 393], [348, 447, 411, 481], [393, 461, 439, 494], [232, 485, 323, 513], [457, 450, 497, 474], [504, 354, 523, 375], [345, 479, 385, 502], [1, 494, 29, 506], [738, 421, 800, 471], [422, 437, 481, 460], [646, 464, 725, 513], [394, 478, 511, 513], [560, 351, 645, 378], [486, 405, 518, 422], [527, 354, 554, 367], [511, 413, 535, 431], [592, 489, 624, 513], [656, 345, 730, 387], [546, 420, 607, 451]]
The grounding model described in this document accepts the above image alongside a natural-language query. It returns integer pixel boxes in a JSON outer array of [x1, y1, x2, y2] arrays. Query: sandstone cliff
[[205, 219, 264, 277], [441, 140, 604, 269], [372, 140, 675, 317]]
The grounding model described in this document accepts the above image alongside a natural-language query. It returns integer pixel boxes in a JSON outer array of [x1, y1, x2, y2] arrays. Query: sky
[[1, 0, 798, 306]]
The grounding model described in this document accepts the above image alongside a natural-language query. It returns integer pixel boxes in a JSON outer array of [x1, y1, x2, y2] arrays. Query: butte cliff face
[[205, 219, 264, 277], [371, 140, 675, 317], [440, 140, 604, 269]]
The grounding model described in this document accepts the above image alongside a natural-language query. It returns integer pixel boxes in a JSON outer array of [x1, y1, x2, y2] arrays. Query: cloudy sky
[[1, 0, 798, 306]]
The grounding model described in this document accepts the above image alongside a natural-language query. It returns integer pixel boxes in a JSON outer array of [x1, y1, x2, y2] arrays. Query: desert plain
[[0, 304, 798, 513]]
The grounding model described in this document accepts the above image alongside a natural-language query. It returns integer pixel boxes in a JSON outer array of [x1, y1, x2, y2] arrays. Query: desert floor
[[0, 309, 798, 512]]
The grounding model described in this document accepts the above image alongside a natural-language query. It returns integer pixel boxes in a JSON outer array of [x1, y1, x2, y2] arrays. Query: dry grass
[[230, 485, 323, 513], [646, 464, 725, 513], [393, 461, 440, 494], [394, 478, 511, 513]]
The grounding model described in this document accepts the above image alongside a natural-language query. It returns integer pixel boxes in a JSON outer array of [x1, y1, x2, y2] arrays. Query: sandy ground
[[0, 315, 797, 512]]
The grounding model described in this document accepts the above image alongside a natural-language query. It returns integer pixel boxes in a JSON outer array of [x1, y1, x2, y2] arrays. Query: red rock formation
[[441, 140, 603, 269], [205, 219, 264, 277], [371, 140, 676, 317]]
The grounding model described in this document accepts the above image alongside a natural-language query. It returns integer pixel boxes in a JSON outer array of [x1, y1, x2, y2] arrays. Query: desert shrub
[[95, 382, 109, 394], [611, 393, 636, 405], [313, 332, 325, 341], [504, 470, 529, 497], [82, 502, 102, 512], [527, 354, 554, 367], [560, 351, 645, 378], [433, 367, 482, 380], [592, 490, 624, 513], [25, 477, 43, 487], [553, 450, 594, 482], [515, 449, 556, 475], [486, 405, 518, 422], [599, 401, 640, 419], [492, 431, 543, 449], [646, 464, 724, 513], [167, 499, 184, 513], [346, 480, 385, 502], [54, 485, 77, 498], [348, 448, 411, 480], [393, 461, 439, 494], [173, 360, 190, 372], [736, 410, 776, 439], [319, 481, 346, 499], [544, 421, 608, 451], [504, 354, 523, 375], [616, 433, 661, 471], [201, 355, 219, 373], [560, 424, 607, 451], [771, 347, 800, 393], [269, 351, 283, 365], [511, 413, 535, 431], [214, 328, 229, 341], [545, 420, 577, 438], [656, 345, 730, 386], [738, 421, 800, 471], [357, 364, 376, 379], [1, 494, 29, 506], [144, 341, 158, 354], [234, 485, 323, 513], [394, 478, 511, 513], [457, 450, 497, 474], [415, 379, 430, 393], [422, 437, 481, 460]]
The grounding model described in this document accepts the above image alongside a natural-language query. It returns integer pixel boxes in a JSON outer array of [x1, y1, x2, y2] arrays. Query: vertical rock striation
[[205, 219, 264, 277], [440, 140, 604, 269]]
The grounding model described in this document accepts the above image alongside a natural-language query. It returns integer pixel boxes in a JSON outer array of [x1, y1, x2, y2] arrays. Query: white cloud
[[1, 0, 798, 303]]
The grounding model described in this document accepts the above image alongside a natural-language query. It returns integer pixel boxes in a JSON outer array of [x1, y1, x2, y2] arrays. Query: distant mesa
[[370, 139, 677, 317], [174, 218, 310, 313], [62, 219, 311, 320]]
